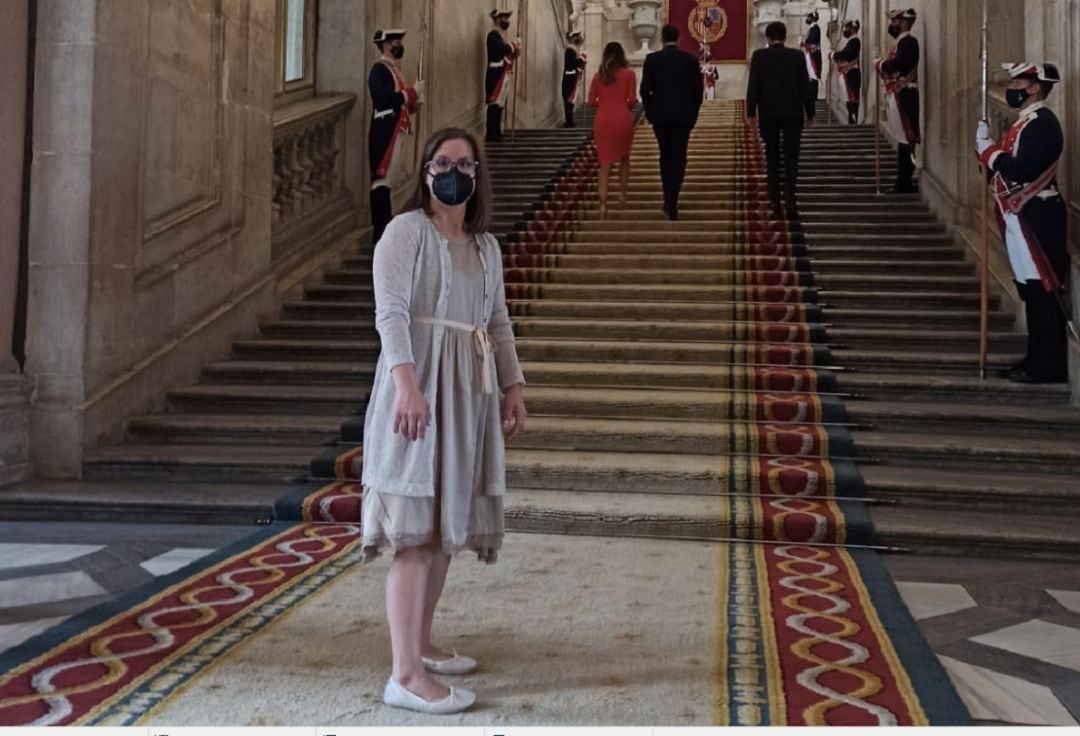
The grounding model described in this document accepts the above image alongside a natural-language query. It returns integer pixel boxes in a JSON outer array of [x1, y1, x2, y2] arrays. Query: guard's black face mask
[[391, 45, 405, 60], [499, 20, 510, 30], [887, 24, 901, 38], [1006, 87, 1033, 109]]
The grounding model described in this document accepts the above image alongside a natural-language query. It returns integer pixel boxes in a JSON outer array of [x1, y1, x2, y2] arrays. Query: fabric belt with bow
[[415, 317, 498, 394]]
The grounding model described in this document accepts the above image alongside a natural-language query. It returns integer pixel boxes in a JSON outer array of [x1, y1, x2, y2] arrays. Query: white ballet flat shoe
[[383, 677, 476, 714], [422, 652, 478, 675]]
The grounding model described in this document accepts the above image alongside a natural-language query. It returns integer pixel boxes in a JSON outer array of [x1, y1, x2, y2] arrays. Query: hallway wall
[[0, 0, 30, 484], [25, 0, 279, 477]]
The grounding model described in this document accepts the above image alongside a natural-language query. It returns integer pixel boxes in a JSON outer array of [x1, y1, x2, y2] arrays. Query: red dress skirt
[[589, 67, 638, 165]]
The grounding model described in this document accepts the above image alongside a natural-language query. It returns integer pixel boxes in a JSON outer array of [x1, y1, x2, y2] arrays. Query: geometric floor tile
[[0, 617, 69, 656], [1048, 589, 1080, 615], [972, 619, 1080, 673], [139, 548, 215, 577], [896, 581, 978, 621], [0, 570, 109, 609], [939, 655, 1078, 726], [0, 543, 105, 571]]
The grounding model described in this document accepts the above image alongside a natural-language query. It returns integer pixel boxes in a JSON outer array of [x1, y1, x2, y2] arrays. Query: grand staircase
[[52, 101, 1080, 559]]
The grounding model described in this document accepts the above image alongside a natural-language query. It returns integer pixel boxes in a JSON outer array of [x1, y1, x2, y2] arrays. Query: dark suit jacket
[[640, 45, 704, 126], [746, 43, 816, 120]]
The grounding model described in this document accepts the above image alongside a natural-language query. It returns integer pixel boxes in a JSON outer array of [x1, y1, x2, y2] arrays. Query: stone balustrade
[[272, 93, 356, 261]]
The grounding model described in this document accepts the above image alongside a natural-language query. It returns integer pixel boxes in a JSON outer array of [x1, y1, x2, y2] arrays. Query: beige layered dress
[[362, 232, 514, 564]]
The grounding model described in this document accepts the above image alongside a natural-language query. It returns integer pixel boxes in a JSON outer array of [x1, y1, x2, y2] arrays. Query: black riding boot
[[370, 186, 393, 245]]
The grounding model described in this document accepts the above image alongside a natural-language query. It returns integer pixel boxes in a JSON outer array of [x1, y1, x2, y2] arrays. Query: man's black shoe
[[1009, 369, 1069, 385], [995, 358, 1029, 380]]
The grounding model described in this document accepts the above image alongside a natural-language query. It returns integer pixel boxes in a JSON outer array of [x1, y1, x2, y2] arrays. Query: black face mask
[[391, 45, 405, 60], [499, 20, 510, 30], [843, 30, 853, 38], [1006, 87, 1032, 109], [431, 170, 475, 207], [888, 24, 901, 38]]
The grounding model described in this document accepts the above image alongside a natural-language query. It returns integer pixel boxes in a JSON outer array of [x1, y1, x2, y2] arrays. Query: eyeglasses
[[427, 156, 479, 176]]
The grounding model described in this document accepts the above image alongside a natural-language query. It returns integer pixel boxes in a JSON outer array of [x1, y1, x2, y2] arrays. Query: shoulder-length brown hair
[[599, 42, 628, 84], [403, 128, 493, 235]]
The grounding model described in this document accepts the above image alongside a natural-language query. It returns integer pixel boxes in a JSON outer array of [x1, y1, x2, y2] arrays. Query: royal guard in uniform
[[701, 44, 719, 102], [976, 63, 1071, 383], [829, 20, 862, 124], [801, 12, 822, 101], [875, 8, 920, 193], [485, 9, 521, 142], [562, 31, 587, 127], [368, 29, 423, 244]]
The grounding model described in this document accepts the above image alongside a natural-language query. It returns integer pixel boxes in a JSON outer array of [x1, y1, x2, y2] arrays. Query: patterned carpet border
[[0, 522, 359, 726]]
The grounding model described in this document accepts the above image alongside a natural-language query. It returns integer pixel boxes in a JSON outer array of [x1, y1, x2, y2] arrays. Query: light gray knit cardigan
[[360, 209, 525, 497]]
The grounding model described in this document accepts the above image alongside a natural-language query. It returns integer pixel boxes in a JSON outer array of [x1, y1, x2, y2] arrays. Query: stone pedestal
[[626, 0, 661, 63]]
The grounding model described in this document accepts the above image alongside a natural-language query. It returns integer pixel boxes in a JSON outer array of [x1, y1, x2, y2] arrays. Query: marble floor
[[0, 521, 1077, 726]]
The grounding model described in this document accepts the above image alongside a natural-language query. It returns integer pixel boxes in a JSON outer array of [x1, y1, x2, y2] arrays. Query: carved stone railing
[[272, 93, 356, 263]]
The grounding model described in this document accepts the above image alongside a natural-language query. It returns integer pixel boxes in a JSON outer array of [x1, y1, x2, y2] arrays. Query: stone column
[[0, 0, 30, 485], [24, 0, 96, 478], [0, 0, 28, 375], [317, 0, 370, 215]]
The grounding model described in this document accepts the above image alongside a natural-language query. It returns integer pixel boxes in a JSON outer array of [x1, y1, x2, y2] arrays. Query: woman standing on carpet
[[361, 128, 527, 715], [588, 42, 637, 219]]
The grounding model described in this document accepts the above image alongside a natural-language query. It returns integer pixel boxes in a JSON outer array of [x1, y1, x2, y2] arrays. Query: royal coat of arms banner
[[665, 0, 750, 63]]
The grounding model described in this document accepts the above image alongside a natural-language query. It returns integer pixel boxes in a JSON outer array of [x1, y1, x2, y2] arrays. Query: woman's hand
[[391, 365, 431, 442], [501, 384, 527, 440]]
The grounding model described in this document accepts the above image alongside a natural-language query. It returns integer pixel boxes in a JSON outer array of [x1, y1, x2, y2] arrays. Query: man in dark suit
[[640, 24, 704, 220], [746, 21, 816, 219]]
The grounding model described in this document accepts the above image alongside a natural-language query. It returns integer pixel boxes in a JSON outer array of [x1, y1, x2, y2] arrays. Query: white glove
[[975, 119, 993, 155], [414, 79, 426, 96]]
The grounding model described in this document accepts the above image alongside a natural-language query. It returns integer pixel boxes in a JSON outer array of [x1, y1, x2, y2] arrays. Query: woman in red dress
[[588, 42, 637, 218]]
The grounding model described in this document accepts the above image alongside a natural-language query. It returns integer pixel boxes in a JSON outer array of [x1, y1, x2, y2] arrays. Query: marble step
[[853, 430, 1080, 475], [127, 413, 345, 445], [824, 307, 1015, 329], [0, 480, 287, 525], [832, 348, 1023, 375], [200, 360, 376, 385], [517, 361, 838, 392], [819, 289, 1001, 310], [513, 338, 829, 366], [83, 444, 318, 484], [314, 283, 818, 303], [260, 317, 826, 344], [502, 416, 847, 458], [521, 385, 850, 421], [502, 489, 1080, 559], [826, 327, 1026, 351], [835, 371, 1071, 406], [284, 299, 824, 323], [227, 337, 826, 366], [168, 382, 367, 413], [231, 339, 382, 362], [861, 466, 1080, 512], [845, 400, 1080, 440], [869, 505, 1080, 561]]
